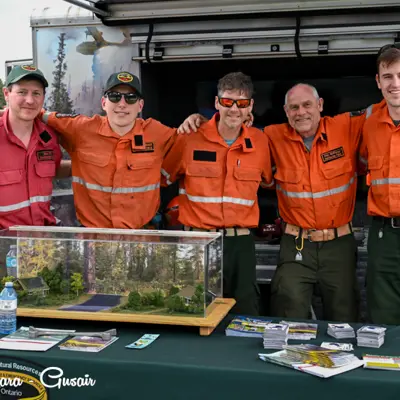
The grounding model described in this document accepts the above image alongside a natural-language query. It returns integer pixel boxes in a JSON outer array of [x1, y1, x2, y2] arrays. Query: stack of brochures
[[259, 347, 363, 378], [283, 344, 357, 368], [320, 342, 354, 352], [263, 323, 289, 349], [363, 354, 400, 371], [0, 326, 71, 351], [59, 335, 119, 352], [280, 321, 318, 340], [225, 316, 271, 338], [327, 323, 355, 339], [357, 326, 386, 348]]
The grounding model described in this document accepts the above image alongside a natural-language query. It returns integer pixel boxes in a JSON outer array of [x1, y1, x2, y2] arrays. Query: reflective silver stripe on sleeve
[[42, 112, 51, 124], [179, 189, 254, 206], [372, 178, 400, 186], [359, 156, 368, 166], [366, 104, 373, 119], [276, 173, 356, 199], [0, 195, 52, 213], [72, 176, 160, 194]]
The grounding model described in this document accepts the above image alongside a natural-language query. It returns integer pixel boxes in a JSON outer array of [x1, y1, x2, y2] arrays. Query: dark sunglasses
[[218, 97, 251, 109], [377, 42, 400, 57], [104, 91, 140, 105]]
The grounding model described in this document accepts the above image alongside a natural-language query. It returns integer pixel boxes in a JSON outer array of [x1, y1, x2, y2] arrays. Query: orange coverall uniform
[[42, 112, 176, 228], [265, 108, 377, 322], [161, 114, 273, 315], [360, 100, 400, 324]]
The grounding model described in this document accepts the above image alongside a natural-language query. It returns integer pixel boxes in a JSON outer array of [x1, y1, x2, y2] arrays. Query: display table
[[1, 316, 400, 400]]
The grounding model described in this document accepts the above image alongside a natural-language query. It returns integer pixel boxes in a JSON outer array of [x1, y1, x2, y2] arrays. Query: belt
[[184, 226, 250, 237], [373, 216, 400, 228], [284, 222, 352, 242]]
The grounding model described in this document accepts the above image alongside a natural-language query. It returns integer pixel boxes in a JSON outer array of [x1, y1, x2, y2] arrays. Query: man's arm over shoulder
[[40, 110, 100, 151], [251, 128, 274, 188], [161, 133, 186, 187]]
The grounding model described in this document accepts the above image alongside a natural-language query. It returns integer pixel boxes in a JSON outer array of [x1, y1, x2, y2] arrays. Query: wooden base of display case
[[17, 298, 236, 336]]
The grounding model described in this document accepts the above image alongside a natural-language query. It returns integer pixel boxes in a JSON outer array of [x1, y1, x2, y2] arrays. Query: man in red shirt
[[0, 65, 68, 276]]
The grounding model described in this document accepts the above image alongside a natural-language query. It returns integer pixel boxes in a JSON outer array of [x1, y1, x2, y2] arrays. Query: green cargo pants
[[270, 233, 358, 322], [223, 234, 259, 316], [367, 218, 400, 325]]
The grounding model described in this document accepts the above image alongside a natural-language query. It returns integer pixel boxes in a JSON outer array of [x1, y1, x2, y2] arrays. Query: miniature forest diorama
[[2, 232, 222, 318]]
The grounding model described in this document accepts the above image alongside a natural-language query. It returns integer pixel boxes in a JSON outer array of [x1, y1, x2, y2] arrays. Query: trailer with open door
[[30, 0, 400, 317]]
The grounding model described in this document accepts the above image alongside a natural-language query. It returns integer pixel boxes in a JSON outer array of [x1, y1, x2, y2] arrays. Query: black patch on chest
[[193, 150, 217, 162], [36, 150, 54, 161], [134, 135, 144, 147], [321, 146, 345, 163], [39, 130, 52, 143], [245, 138, 253, 148], [131, 142, 155, 153]]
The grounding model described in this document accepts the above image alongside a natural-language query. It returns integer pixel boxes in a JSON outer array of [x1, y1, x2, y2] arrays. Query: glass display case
[[0, 226, 234, 335]]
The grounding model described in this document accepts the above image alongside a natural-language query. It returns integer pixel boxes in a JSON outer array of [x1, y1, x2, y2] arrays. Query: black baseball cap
[[5, 65, 48, 88], [104, 72, 142, 97]]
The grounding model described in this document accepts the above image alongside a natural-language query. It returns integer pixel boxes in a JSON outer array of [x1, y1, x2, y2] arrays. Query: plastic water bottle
[[6, 245, 17, 278], [0, 282, 18, 334]]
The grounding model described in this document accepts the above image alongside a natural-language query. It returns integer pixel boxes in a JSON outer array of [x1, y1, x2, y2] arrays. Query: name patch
[[132, 142, 154, 153], [321, 147, 345, 163], [193, 150, 217, 162], [36, 150, 54, 161]]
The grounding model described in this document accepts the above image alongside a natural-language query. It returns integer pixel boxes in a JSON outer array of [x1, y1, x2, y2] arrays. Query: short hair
[[284, 83, 319, 104], [217, 72, 254, 98], [376, 46, 400, 74]]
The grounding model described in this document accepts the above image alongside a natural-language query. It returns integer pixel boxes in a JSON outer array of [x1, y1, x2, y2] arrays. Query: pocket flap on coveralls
[[127, 157, 155, 170], [0, 169, 23, 185], [78, 151, 110, 167], [233, 166, 261, 182], [368, 156, 384, 170], [321, 158, 353, 179], [274, 168, 303, 183], [34, 162, 56, 178], [187, 164, 221, 178]]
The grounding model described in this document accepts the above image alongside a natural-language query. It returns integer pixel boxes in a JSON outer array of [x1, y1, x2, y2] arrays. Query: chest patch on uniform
[[245, 138, 253, 148], [36, 150, 54, 161], [132, 142, 154, 153], [321, 146, 345, 163], [193, 150, 217, 162], [39, 130, 52, 143]]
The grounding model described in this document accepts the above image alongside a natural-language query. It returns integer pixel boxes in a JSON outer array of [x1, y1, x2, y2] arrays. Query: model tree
[[48, 33, 74, 113], [70, 272, 84, 297]]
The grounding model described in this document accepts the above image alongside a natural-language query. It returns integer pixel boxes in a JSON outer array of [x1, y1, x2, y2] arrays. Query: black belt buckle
[[391, 218, 400, 228]]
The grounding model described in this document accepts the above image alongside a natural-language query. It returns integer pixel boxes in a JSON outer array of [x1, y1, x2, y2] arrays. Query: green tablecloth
[[1, 316, 400, 400]]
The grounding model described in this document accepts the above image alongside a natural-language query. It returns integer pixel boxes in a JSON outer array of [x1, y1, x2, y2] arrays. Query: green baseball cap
[[5, 64, 48, 88], [104, 71, 142, 97]]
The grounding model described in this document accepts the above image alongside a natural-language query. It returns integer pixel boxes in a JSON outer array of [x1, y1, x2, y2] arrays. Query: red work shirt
[[0, 110, 62, 229]]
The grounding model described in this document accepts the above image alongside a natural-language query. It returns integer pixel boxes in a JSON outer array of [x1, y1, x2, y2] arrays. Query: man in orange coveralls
[[179, 82, 382, 322], [360, 45, 400, 325], [37, 71, 178, 229], [161, 72, 273, 315]]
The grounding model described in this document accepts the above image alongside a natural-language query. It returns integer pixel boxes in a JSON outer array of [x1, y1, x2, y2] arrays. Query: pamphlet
[[59, 335, 118, 352], [0, 326, 71, 351]]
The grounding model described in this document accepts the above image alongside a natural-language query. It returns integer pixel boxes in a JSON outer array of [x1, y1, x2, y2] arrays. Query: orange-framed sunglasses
[[218, 97, 251, 108]]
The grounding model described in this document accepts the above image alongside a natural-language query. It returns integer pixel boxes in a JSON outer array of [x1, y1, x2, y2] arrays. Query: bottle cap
[[5, 282, 13, 288]]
